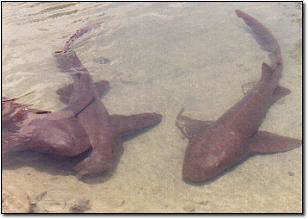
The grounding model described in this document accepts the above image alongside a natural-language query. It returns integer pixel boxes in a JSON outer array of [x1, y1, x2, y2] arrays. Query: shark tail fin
[[53, 22, 101, 74], [235, 10, 281, 55], [63, 22, 101, 52], [236, 9, 283, 82]]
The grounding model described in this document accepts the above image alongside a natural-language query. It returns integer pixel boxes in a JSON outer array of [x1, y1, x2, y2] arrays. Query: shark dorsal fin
[[56, 80, 110, 104]]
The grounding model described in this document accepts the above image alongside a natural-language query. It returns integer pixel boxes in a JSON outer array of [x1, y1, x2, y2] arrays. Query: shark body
[[176, 10, 301, 183]]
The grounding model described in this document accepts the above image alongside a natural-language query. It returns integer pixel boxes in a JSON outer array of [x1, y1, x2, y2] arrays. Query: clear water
[[2, 2, 302, 213]]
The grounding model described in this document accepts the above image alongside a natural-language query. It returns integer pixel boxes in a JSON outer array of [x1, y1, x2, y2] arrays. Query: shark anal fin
[[176, 115, 213, 140], [56, 80, 110, 104], [248, 131, 301, 155]]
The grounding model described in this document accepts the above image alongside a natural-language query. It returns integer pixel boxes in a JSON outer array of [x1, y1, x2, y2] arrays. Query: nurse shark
[[176, 10, 301, 183], [3, 24, 162, 177]]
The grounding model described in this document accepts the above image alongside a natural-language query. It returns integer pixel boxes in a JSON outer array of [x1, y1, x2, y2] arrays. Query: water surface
[[2, 2, 302, 213]]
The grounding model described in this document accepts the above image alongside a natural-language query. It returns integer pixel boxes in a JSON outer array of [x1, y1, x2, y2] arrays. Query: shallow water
[[2, 2, 302, 213]]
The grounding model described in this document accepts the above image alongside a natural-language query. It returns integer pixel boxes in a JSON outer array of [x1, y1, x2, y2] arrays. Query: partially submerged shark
[[176, 10, 301, 183], [3, 24, 162, 177]]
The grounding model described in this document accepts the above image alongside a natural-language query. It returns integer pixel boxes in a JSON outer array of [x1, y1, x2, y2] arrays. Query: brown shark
[[176, 10, 301, 183], [3, 24, 162, 177]]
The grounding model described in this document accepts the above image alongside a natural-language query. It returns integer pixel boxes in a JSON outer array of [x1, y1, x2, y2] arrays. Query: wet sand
[[2, 2, 302, 213]]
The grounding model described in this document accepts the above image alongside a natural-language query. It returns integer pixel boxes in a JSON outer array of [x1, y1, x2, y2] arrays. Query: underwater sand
[[2, 2, 302, 213]]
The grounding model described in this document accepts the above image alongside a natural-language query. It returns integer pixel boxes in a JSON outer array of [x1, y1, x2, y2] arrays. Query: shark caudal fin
[[235, 10, 281, 55], [237, 10, 288, 103], [236, 10, 283, 79], [53, 22, 101, 74], [63, 23, 101, 52], [54, 24, 103, 117]]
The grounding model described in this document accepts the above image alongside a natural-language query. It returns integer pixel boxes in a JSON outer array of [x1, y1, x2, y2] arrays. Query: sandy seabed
[[2, 2, 302, 213]]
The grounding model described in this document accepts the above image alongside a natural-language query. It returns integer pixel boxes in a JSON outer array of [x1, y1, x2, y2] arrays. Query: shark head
[[182, 125, 248, 183]]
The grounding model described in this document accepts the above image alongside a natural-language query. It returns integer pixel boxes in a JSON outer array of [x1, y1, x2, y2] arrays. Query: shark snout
[[182, 157, 219, 183]]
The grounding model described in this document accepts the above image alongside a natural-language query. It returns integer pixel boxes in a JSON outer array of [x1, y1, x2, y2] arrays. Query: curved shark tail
[[53, 22, 102, 74], [62, 22, 102, 52], [63, 23, 100, 52], [235, 10, 282, 81]]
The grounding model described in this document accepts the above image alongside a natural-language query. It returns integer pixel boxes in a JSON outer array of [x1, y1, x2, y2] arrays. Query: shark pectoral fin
[[272, 85, 291, 103], [176, 114, 213, 140], [56, 80, 110, 104], [248, 131, 301, 155], [109, 113, 162, 137]]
